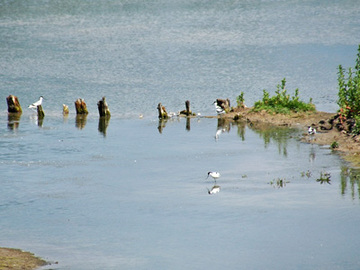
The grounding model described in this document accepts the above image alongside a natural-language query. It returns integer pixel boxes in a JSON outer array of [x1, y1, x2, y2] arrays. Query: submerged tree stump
[[97, 96, 111, 117], [180, 100, 196, 116], [157, 102, 168, 119], [63, 104, 69, 115], [75, 98, 88, 115], [37, 105, 45, 118], [6, 95, 22, 114]]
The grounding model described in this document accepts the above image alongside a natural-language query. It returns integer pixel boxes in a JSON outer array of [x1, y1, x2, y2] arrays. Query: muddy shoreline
[[218, 107, 360, 167]]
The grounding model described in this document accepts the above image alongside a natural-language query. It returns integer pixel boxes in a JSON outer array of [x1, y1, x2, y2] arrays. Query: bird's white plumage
[[207, 171, 220, 180], [28, 96, 44, 109], [308, 126, 316, 135]]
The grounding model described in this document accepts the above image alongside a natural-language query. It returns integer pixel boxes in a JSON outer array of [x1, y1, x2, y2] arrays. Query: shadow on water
[[7, 113, 21, 131], [98, 116, 110, 137], [215, 118, 296, 157], [75, 115, 87, 130], [341, 166, 360, 200]]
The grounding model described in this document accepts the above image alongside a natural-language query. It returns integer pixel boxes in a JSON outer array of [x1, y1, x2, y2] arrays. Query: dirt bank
[[219, 107, 360, 167], [0, 247, 47, 270]]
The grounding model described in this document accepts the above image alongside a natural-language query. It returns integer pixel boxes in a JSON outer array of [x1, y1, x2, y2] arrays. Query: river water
[[1, 0, 360, 269]]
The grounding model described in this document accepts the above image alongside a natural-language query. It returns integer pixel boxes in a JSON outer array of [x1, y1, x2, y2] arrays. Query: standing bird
[[308, 126, 316, 135], [213, 99, 230, 115], [207, 171, 221, 181], [28, 96, 44, 109]]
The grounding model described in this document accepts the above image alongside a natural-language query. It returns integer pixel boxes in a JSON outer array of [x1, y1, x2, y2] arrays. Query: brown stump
[[6, 95, 22, 114], [97, 97, 111, 117], [63, 104, 69, 115], [180, 100, 195, 116], [37, 105, 45, 119], [75, 98, 88, 115], [157, 103, 168, 119]]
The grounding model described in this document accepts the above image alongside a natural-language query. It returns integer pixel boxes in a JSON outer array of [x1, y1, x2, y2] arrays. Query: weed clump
[[253, 78, 315, 114], [337, 44, 360, 134]]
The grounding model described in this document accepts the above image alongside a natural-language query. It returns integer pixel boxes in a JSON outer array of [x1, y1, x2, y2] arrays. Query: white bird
[[207, 171, 221, 180], [308, 126, 316, 135], [207, 185, 221, 195], [28, 96, 44, 109]]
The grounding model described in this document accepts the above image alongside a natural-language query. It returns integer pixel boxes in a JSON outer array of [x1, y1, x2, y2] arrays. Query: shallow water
[[1, 114, 360, 269], [1, 0, 360, 269]]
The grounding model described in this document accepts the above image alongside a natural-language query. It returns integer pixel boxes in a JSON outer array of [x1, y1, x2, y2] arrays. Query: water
[[1, 0, 360, 269]]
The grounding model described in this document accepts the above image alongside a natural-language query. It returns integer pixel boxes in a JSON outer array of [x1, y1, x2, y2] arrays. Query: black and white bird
[[308, 126, 316, 135], [207, 171, 221, 180], [28, 96, 44, 109], [207, 185, 221, 195], [213, 100, 225, 114]]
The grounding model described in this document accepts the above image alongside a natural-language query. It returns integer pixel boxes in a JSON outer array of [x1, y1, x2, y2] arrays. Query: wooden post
[[37, 105, 45, 118], [6, 95, 22, 114], [157, 103, 168, 119], [180, 100, 195, 116], [75, 98, 88, 115], [97, 96, 111, 117], [63, 104, 69, 115]]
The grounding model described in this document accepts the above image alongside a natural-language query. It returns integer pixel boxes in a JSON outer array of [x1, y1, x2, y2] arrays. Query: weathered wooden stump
[[157, 103, 168, 119], [37, 105, 45, 118], [6, 95, 22, 114], [75, 98, 88, 115], [62, 104, 69, 115], [180, 100, 196, 116], [97, 97, 111, 117]]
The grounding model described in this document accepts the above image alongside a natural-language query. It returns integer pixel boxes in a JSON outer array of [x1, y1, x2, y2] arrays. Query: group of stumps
[[5, 95, 111, 118]]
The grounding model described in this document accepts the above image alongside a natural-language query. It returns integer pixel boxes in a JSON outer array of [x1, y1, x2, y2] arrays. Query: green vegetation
[[269, 178, 289, 188], [330, 141, 339, 149], [337, 45, 360, 123], [316, 171, 331, 185], [236, 91, 245, 107], [253, 78, 315, 114]]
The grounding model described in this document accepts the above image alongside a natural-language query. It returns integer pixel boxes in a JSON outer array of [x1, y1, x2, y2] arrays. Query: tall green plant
[[337, 44, 360, 120]]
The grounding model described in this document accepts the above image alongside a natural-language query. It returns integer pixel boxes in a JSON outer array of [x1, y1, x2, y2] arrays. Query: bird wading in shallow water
[[28, 96, 44, 110], [207, 171, 220, 181]]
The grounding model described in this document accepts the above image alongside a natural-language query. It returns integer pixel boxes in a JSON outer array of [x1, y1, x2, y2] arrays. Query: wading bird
[[207, 171, 221, 181]]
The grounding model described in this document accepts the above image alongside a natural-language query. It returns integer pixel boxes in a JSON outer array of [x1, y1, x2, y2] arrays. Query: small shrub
[[236, 92, 245, 107], [331, 141, 339, 149], [253, 78, 315, 114]]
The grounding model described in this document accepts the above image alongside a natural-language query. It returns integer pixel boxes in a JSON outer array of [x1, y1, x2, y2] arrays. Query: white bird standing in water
[[207, 171, 221, 180], [28, 96, 44, 109]]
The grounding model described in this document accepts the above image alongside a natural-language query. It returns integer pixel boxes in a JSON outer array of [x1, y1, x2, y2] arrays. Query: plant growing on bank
[[253, 78, 315, 114], [236, 92, 245, 107], [337, 44, 360, 133]]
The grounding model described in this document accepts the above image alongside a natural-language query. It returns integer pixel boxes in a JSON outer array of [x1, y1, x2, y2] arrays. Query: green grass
[[253, 78, 315, 114]]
